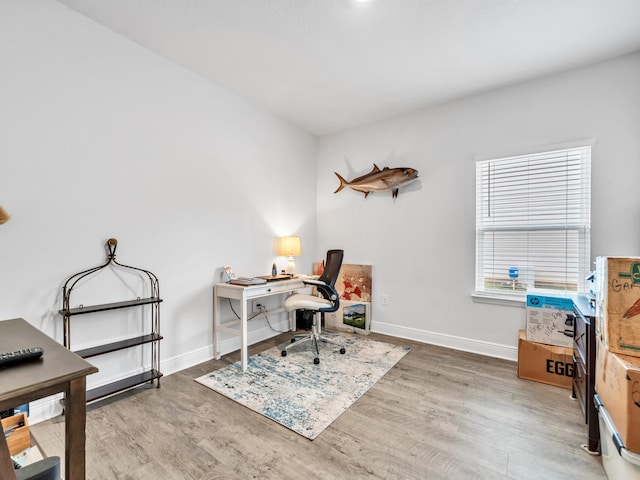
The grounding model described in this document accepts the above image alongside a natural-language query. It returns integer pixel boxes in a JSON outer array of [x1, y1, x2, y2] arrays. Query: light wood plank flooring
[[30, 332, 606, 479]]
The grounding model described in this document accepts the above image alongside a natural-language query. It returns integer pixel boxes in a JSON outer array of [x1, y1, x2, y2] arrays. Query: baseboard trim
[[28, 320, 515, 425], [28, 395, 64, 425], [371, 321, 518, 362], [209, 319, 292, 365]]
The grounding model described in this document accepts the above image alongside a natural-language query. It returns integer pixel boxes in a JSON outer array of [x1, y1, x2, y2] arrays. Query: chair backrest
[[311, 249, 344, 313], [318, 249, 344, 288]]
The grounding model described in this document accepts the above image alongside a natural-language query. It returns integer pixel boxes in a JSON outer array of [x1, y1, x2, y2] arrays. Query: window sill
[[471, 292, 526, 307]]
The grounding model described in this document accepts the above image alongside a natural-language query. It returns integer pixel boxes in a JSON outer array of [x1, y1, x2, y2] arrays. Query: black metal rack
[[59, 238, 163, 403]]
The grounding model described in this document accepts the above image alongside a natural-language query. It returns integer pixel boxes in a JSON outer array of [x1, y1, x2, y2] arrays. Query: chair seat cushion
[[285, 294, 332, 311]]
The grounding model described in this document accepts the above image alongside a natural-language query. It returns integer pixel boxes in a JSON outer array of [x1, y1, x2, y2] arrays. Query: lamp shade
[[277, 236, 301, 257]]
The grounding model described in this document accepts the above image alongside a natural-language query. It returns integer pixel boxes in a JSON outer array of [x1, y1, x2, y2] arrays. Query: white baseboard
[[28, 395, 64, 425], [27, 319, 291, 425], [209, 318, 292, 364], [161, 344, 212, 376], [28, 319, 515, 425], [371, 321, 518, 362]]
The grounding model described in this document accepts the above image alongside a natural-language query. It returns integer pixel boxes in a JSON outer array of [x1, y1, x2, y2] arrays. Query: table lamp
[[277, 236, 301, 275]]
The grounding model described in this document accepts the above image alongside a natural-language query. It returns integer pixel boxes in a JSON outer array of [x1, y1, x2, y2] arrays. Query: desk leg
[[65, 376, 88, 480], [213, 287, 221, 360], [240, 294, 248, 372], [289, 308, 296, 331]]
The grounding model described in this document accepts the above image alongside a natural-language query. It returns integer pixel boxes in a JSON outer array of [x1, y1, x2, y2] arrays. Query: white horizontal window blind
[[475, 146, 591, 297]]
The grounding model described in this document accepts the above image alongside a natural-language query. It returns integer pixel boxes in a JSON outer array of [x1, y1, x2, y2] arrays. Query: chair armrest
[[302, 278, 327, 287], [302, 278, 339, 302]]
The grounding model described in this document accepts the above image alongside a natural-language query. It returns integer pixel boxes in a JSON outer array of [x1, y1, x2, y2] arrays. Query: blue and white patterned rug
[[195, 332, 410, 440]]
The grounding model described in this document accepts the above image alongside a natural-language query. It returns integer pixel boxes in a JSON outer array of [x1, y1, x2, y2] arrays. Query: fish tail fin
[[334, 172, 347, 193]]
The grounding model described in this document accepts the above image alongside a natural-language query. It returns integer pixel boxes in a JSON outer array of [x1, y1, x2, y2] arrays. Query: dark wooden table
[[0, 318, 98, 480]]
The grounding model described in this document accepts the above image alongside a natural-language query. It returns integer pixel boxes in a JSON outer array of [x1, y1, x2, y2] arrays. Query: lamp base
[[285, 257, 297, 275]]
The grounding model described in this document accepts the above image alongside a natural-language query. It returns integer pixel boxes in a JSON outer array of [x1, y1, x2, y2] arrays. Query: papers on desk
[[228, 277, 267, 286], [256, 274, 294, 282], [227, 274, 316, 286]]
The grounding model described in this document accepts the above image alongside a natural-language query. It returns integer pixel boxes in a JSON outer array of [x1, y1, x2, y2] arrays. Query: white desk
[[213, 277, 307, 372]]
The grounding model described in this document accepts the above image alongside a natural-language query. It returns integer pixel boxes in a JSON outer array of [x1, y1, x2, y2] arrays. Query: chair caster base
[[281, 324, 346, 365]]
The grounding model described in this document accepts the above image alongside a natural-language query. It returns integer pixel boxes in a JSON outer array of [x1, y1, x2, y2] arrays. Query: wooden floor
[[30, 332, 606, 479]]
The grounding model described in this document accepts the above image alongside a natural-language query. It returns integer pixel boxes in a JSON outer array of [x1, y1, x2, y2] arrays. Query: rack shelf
[[59, 238, 163, 402], [73, 333, 164, 359], [86, 370, 162, 403], [62, 297, 162, 316]]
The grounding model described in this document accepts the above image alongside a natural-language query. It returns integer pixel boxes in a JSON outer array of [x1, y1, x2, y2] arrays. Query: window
[[475, 145, 591, 298]]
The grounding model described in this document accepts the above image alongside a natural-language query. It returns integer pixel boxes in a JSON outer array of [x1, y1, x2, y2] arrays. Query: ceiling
[[57, 0, 640, 136]]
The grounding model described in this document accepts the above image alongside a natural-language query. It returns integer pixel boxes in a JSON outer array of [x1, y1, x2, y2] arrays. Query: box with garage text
[[596, 256, 640, 358], [517, 330, 573, 389]]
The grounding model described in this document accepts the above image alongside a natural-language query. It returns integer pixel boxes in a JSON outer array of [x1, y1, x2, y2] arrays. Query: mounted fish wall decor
[[334, 164, 419, 199], [0, 206, 10, 225]]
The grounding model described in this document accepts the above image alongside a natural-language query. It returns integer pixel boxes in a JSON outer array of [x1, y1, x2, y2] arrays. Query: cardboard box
[[596, 395, 640, 479], [517, 330, 574, 389], [0, 404, 28, 419], [1, 412, 30, 455], [526, 290, 575, 348], [596, 256, 640, 357], [595, 337, 640, 453]]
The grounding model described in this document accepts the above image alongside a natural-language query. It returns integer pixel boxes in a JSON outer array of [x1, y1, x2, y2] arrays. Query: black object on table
[[0, 348, 43, 368]]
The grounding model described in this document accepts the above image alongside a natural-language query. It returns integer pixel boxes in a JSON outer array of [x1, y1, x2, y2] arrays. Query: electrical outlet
[[252, 300, 262, 313], [382, 295, 389, 306]]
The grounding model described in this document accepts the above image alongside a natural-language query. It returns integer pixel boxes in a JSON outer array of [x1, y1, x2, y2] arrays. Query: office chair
[[281, 249, 346, 365]]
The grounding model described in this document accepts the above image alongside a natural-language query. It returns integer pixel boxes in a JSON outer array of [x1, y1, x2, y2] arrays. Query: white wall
[[2, 0, 639, 422], [0, 0, 317, 415], [317, 53, 640, 358]]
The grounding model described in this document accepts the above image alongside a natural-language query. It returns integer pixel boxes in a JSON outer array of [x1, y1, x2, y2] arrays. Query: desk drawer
[[245, 281, 306, 298], [573, 356, 587, 423], [574, 337, 587, 366], [574, 313, 587, 357]]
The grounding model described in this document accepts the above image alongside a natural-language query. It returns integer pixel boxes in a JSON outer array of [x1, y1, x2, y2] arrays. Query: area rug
[[195, 332, 410, 440]]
